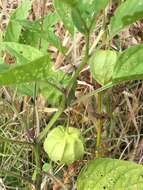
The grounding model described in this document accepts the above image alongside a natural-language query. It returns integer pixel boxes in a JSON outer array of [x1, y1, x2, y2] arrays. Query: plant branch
[[96, 92, 103, 158], [33, 142, 42, 190], [89, 29, 104, 55], [71, 82, 115, 106], [67, 33, 90, 94], [32, 1, 47, 189], [37, 96, 66, 141]]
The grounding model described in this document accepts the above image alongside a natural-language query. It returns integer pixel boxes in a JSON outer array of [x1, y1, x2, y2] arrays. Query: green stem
[[33, 82, 38, 127], [89, 29, 104, 55], [37, 96, 66, 141], [96, 92, 103, 158], [72, 82, 114, 106], [68, 33, 90, 93], [33, 143, 42, 190], [32, 1, 47, 189], [106, 91, 113, 138], [33, 0, 47, 127]]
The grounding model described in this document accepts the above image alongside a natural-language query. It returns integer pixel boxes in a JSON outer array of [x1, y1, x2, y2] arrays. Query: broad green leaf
[[4, 0, 32, 42], [0, 54, 71, 102], [0, 58, 9, 71], [0, 42, 44, 96], [109, 0, 143, 37], [91, 0, 109, 16], [0, 55, 52, 85], [71, 0, 109, 33], [90, 50, 117, 85], [44, 31, 66, 54], [54, 0, 85, 33], [43, 12, 59, 28], [41, 15, 66, 53], [77, 0, 109, 19], [71, 8, 87, 33], [18, 19, 41, 32], [17, 12, 59, 32], [54, 0, 75, 35], [0, 42, 44, 64], [77, 158, 143, 190], [19, 14, 66, 53], [0, 57, 4, 65], [113, 45, 143, 83], [14, 83, 34, 96], [62, 0, 78, 7], [0, 42, 69, 98], [20, 28, 40, 47]]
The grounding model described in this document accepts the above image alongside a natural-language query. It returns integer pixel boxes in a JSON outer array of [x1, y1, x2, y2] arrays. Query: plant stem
[[32, 1, 47, 189], [33, 83, 38, 128], [32, 0, 47, 129], [33, 142, 42, 190], [72, 82, 114, 106], [106, 91, 113, 139], [37, 96, 66, 141], [89, 29, 104, 55], [68, 33, 90, 94], [96, 92, 103, 158]]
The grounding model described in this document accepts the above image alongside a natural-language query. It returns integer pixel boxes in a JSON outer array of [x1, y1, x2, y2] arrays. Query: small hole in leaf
[[103, 187, 106, 189]]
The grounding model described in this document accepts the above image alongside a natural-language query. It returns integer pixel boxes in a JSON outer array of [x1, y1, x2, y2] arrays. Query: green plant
[[1, 0, 143, 189]]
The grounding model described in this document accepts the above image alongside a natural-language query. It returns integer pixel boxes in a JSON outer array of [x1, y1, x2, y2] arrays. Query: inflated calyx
[[44, 125, 84, 165]]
